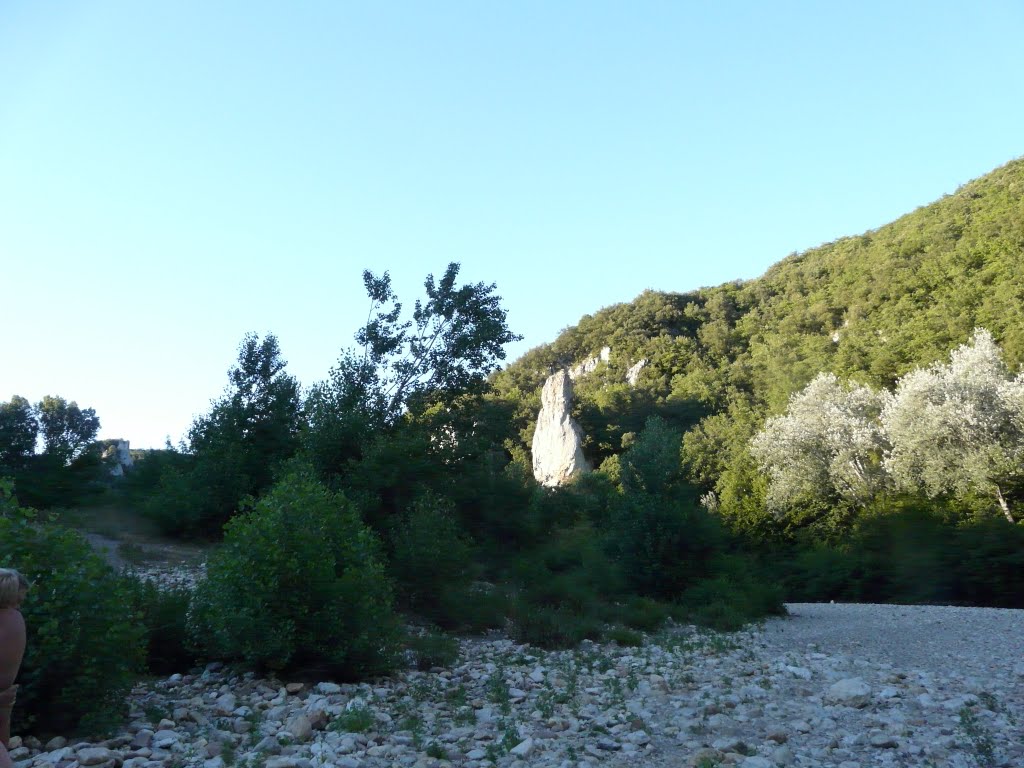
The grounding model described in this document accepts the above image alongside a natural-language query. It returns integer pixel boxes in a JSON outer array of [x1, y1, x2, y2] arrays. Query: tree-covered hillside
[[493, 156, 1024, 532]]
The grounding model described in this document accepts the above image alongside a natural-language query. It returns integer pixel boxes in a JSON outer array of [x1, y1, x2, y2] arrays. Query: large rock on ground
[[826, 677, 872, 708], [532, 370, 590, 487]]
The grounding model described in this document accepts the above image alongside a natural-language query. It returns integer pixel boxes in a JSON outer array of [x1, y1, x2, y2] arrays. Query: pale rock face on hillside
[[626, 358, 647, 386], [568, 346, 610, 380], [102, 440, 134, 477], [531, 370, 590, 487]]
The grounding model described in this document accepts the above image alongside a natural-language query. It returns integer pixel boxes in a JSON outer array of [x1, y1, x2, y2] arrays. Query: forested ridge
[[493, 156, 1024, 534]]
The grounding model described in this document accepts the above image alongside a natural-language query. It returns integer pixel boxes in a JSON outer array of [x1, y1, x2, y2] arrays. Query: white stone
[[826, 677, 872, 708], [510, 737, 534, 757], [102, 439, 134, 476], [785, 665, 812, 680], [77, 748, 119, 766], [214, 693, 237, 715], [286, 713, 313, 741]]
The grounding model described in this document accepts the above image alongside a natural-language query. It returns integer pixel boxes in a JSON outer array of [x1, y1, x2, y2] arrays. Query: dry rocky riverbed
[[10, 605, 1024, 768]]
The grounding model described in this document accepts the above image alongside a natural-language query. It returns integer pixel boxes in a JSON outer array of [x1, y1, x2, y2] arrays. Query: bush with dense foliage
[[0, 481, 145, 734], [606, 417, 727, 599], [191, 468, 402, 678], [388, 492, 475, 626], [127, 580, 197, 675], [769, 501, 1024, 607], [0, 394, 108, 510]]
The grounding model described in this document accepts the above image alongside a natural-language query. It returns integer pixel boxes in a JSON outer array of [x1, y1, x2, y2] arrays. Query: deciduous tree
[[36, 395, 100, 465], [882, 329, 1024, 523], [750, 373, 890, 512], [355, 263, 522, 420], [0, 396, 38, 468]]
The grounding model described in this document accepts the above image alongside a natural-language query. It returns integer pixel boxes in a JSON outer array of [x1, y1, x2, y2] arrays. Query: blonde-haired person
[[0, 569, 28, 768]]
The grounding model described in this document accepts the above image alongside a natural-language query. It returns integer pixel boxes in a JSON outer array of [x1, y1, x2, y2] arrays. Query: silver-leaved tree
[[882, 328, 1024, 523], [749, 372, 891, 512], [752, 329, 1024, 523]]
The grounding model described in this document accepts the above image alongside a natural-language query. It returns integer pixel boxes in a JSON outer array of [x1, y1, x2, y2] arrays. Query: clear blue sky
[[2, 1, 1022, 449]]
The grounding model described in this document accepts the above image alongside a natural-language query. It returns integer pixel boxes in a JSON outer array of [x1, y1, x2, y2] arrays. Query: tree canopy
[[36, 395, 100, 465]]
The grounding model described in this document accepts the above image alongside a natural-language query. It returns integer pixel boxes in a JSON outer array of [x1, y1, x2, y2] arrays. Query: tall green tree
[[188, 333, 302, 531], [356, 263, 522, 419], [304, 263, 522, 483], [607, 417, 723, 600], [0, 395, 38, 469], [36, 395, 100, 465], [147, 333, 302, 536]]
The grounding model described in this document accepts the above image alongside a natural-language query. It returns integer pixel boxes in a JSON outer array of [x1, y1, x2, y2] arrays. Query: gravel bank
[[8, 604, 1023, 768], [763, 602, 1024, 677]]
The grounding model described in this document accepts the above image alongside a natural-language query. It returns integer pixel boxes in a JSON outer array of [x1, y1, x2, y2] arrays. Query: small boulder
[[214, 693, 237, 715], [286, 714, 313, 742], [509, 737, 534, 757], [76, 749, 121, 767], [826, 678, 872, 708]]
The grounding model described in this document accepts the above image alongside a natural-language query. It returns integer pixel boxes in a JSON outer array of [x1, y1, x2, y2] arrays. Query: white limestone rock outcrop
[[626, 358, 648, 386], [569, 346, 611, 380], [102, 439, 134, 477], [532, 370, 590, 487]]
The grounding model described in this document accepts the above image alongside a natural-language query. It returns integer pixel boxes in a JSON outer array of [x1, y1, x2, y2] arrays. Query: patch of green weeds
[[606, 676, 624, 705], [399, 713, 425, 748], [407, 630, 460, 670], [425, 742, 446, 759], [329, 705, 375, 733], [144, 704, 169, 724], [445, 683, 467, 708], [536, 689, 557, 719], [486, 669, 512, 715], [605, 626, 644, 647], [958, 706, 996, 768], [500, 721, 520, 752]]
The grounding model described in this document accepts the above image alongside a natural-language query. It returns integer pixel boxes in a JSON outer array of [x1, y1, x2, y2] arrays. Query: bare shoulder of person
[[0, 609, 23, 636]]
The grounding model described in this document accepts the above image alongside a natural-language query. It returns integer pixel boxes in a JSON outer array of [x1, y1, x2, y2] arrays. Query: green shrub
[[610, 596, 673, 631], [190, 468, 402, 678], [851, 505, 957, 604], [514, 523, 624, 616], [128, 580, 198, 675], [406, 630, 460, 670], [680, 564, 786, 632], [686, 597, 749, 632], [953, 517, 1024, 607], [777, 505, 1024, 609], [778, 545, 860, 602], [0, 481, 145, 734], [432, 583, 509, 634], [604, 626, 644, 647], [607, 493, 724, 600], [329, 705, 376, 733], [139, 461, 201, 537], [509, 600, 602, 649], [389, 493, 475, 625]]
